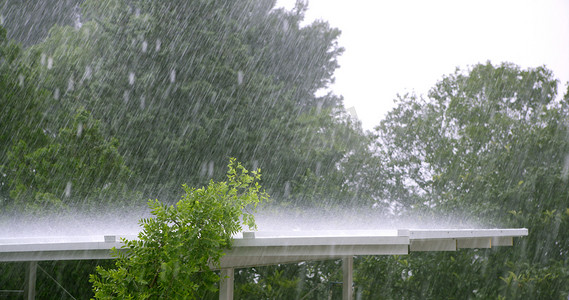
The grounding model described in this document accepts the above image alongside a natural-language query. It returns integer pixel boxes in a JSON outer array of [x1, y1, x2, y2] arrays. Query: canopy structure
[[0, 228, 528, 300]]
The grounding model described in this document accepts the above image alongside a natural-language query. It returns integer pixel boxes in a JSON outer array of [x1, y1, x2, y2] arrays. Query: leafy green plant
[[90, 158, 268, 299]]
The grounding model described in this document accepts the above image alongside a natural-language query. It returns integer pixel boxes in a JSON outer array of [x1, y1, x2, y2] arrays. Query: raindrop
[[182, 125, 190, 136], [562, 154, 569, 180], [252, 160, 259, 170], [135, 7, 141, 17], [315, 161, 321, 175], [346, 106, 358, 120], [73, 4, 83, 29], [129, 72, 135, 85], [47, 57, 53, 69], [53, 88, 60, 100], [156, 39, 161, 52], [170, 69, 176, 83], [140, 95, 145, 109], [83, 65, 92, 80], [123, 90, 130, 103], [284, 181, 291, 197], [142, 40, 148, 53], [40, 53, 46, 66], [237, 70, 244, 85], [64, 182, 72, 198], [200, 161, 208, 177], [67, 76, 74, 91], [192, 102, 201, 115], [76, 122, 83, 137], [282, 19, 289, 32], [0, 15, 4, 25], [316, 101, 323, 114], [208, 161, 214, 178], [18, 74, 24, 87]]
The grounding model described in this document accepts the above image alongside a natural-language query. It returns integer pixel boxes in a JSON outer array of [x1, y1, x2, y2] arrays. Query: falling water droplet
[[562, 154, 569, 180], [316, 101, 324, 114], [208, 161, 215, 178], [284, 181, 291, 197], [67, 76, 74, 91], [76, 122, 83, 137], [192, 102, 201, 115], [200, 161, 208, 177], [129, 72, 135, 85], [170, 69, 176, 83], [65, 182, 72, 198], [40, 53, 46, 66], [73, 4, 83, 29], [252, 160, 259, 170], [142, 40, 148, 53], [140, 95, 145, 109], [123, 90, 130, 103], [83, 65, 92, 80], [237, 70, 244, 85], [156, 39, 161, 52], [282, 19, 289, 32], [47, 57, 53, 69], [53, 88, 60, 100], [346, 106, 358, 120], [18, 74, 24, 87]]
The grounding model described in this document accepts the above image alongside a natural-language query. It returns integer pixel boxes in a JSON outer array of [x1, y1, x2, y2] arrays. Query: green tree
[[3, 109, 132, 212], [26, 0, 357, 205], [0, 25, 49, 174], [90, 158, 268, 299], [0, 0, 84, 46], [365, 62, 569, 298]]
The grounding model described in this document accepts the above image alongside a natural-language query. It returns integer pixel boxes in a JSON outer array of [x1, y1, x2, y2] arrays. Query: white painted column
[[342, 256, 353, 300], [24, 261, 37, 300], [219, 268, 234, 300]]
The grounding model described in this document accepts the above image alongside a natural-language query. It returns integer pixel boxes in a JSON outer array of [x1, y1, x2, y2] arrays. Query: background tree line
[[1, 0, 568, 298]]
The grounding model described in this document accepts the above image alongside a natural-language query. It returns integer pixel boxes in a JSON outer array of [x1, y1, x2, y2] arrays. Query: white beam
[[225, 244, 408, 257], [409, 229, 527, 239], [219, 268, 234, 300], [457, 238, 492, 249], [410, 239, 456, 252], [0, 229, 528, 264], [232, 235, 408, 247], [218, 255, 345, 269], [24, 261, 37, 300], [492, 236, 513, 246], [342, 256, 353, 300]]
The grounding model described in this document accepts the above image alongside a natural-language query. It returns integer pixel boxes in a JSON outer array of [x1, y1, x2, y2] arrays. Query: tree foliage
[[3, 109, 132, 212], [365, 62, 569, 298], [26, 0, 356, 205], [90, 158, 268, 299]]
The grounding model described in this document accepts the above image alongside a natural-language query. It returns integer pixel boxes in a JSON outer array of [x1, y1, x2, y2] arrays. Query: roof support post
[[342, 256, 353, 300], [219, 268, 234, 300], [24, 261, 37, 300]]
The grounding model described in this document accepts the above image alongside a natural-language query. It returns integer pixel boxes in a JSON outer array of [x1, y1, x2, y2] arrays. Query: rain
[[0, 0, 568, 299]]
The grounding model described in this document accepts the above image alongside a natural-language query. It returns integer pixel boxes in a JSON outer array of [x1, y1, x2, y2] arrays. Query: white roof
[[0, 228, 528, 268]]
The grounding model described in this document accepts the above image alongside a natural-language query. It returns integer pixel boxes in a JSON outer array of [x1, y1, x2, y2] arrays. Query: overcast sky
[[276, 0, 569, 130]]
